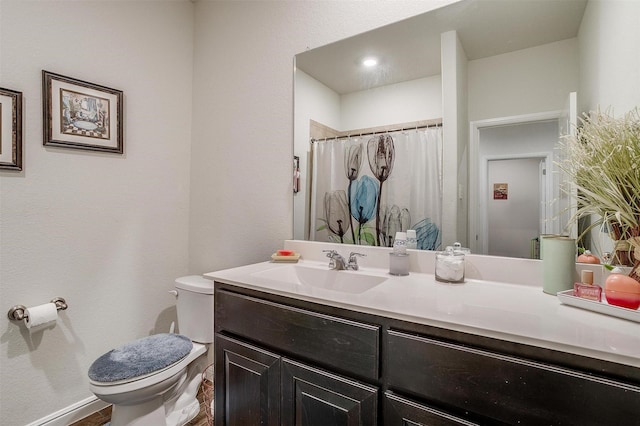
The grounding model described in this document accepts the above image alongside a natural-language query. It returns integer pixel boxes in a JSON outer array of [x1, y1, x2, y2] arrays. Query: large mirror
[[294, 0, 636, 258]]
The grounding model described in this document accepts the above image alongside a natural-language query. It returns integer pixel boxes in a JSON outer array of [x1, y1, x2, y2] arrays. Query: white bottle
[[390, 231, 409, 276], [393, 232, 407, 254], [406, 230, 417, 249]]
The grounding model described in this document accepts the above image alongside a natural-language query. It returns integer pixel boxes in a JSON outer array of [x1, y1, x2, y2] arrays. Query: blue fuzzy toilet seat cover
[[88, 333, 193, 383]]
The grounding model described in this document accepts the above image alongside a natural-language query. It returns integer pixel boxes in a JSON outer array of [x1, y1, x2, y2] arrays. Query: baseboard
[[25, 396, 110, 426]]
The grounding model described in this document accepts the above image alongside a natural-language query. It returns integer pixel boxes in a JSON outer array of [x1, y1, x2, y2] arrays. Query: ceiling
[[295, 0, 588, 95]]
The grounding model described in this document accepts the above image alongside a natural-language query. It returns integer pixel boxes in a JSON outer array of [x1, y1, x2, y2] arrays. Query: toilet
[[88, 276, 214, 426]]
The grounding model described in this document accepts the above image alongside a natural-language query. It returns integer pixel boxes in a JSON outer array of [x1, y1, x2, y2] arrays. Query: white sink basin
[[253, 264, 388, 294]]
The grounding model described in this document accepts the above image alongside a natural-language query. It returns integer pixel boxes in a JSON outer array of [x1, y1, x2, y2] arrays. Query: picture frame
[[493, 183, 508, 200], [42, 70, 123, 154], [0, 87, 23, 171]]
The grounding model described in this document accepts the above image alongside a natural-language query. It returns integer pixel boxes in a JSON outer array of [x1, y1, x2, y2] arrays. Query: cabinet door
[[215, 334, 281, 426], [282, 358, 378, 426], [384, 392, 478, 426]]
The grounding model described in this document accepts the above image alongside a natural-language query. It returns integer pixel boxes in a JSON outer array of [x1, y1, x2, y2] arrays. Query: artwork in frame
[[0, 87, 23, 171], [42, 70, 123, 154], [493, 183, 508, 200]]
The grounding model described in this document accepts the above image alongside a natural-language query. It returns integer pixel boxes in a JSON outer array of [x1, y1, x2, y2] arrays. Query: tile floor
[[69, 382, 213, 426]]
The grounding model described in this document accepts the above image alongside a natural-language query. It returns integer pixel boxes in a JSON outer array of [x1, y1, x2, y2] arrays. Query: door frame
[[469, 111, 562, 254]]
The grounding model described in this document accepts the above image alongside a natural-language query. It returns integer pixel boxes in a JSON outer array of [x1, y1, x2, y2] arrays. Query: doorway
[[486, 157, 546, 258], [470, 116, 560, 257]]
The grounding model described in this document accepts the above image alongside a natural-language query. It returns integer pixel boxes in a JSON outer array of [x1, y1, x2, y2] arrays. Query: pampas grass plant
[[557, 107, 640, 271]]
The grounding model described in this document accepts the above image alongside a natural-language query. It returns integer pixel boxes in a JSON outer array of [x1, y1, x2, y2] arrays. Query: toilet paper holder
[[7, 297, 68, 321]]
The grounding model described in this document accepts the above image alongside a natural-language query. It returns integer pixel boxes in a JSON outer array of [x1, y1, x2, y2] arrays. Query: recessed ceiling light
[[362, 57, 378, 67]]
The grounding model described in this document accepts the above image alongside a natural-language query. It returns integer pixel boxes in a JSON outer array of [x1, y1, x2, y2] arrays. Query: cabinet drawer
[[386, 329, 640, 425], [216, 289, 380, 380], [384, 391, 478, 426]]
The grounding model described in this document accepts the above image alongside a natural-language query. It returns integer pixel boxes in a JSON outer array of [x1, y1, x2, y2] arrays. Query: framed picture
[[42, 70, 123, 154], [0, 87, 23, 171], [493, 183, 508, 200]]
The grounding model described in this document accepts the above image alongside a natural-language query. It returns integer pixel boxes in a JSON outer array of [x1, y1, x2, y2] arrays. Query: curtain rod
[[311, 122, 442, 143]]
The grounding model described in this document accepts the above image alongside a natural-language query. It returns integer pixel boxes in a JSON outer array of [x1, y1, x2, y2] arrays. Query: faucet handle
[[349, 252, 365, 260], [348, 252, 365, 270], [323, 250, 338, 269], [323, 249, 338, 258]]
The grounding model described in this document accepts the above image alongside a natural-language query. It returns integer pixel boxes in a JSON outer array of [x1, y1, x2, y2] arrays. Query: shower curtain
[[310, 127, 442, 250]]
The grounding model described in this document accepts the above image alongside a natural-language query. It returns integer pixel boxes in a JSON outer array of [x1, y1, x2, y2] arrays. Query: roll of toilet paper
[[542, 236, 576, 295], [24, 303, 58, 330]]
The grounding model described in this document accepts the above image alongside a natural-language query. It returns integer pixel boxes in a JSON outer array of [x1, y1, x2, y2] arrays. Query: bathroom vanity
[[205, 244, 640, 426]]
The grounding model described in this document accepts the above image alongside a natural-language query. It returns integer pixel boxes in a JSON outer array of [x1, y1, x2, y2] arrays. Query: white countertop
[[205, 257, 640, 369]]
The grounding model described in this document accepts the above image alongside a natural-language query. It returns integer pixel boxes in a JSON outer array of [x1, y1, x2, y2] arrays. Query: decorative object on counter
[[389, 231, 409, 276], [576, 250, 601, 264], [604, 267, 640, 310], [542, 236, 576, 295], [573, 270, 602, 302], [0, 87, 23, 171], [389, 252, 409, 276], [42, 70, 124, 154], [539, 234, 568, 259], [435, 245, 465, 283], [557, 107, 639, 271], [271, 250, 301, 263], [557, 290, 640, 323]]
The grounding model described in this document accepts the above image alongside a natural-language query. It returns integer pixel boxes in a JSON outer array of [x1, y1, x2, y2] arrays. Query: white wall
[[294, 70, 341, 240], [340, 75, 442, 130], [189, 0, 457, 273], [579, 0, 640, 115], [0, 1, 194, 424], [468, 38, 579, 122]]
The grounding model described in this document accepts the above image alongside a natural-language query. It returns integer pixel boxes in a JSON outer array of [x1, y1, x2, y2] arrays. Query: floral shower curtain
[[310, 127, 443, 250]]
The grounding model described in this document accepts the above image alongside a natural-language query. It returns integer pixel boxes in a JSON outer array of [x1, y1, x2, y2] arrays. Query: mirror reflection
[[294, 0, 636, 259]]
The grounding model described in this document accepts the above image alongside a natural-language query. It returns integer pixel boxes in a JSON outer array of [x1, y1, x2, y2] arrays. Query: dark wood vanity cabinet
[[215, 288, 380, 425], [214, 283, 640, 426]]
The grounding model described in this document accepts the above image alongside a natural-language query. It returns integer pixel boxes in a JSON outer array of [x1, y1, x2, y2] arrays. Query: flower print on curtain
[[368, 135, 395, 246], [413, 218, 440, 250], [350, 175, 378, 245], [310, 126, 443, 250], [345, 143, 364, 244], [321, 190, 351, 243], [381, 205, 411, 247]]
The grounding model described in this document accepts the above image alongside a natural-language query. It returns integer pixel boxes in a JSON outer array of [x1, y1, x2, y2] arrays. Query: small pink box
[[573, 283, 602, 302]]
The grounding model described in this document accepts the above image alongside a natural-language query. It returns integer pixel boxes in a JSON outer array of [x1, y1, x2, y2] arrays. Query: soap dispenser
[[389, 232, 409, 276]]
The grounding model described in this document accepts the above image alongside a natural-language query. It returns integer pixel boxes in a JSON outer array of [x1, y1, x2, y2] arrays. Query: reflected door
[[487, 157, 544, 258]]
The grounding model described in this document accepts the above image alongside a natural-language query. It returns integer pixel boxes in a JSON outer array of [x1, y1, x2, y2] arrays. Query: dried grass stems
[[557, 108, 640, 262]]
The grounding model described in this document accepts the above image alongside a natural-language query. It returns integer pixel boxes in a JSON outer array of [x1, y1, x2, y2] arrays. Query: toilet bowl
[[88, 276, 214, 426]]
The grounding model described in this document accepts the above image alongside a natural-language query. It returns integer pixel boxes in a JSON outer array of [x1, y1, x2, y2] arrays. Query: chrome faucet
[[323, 250, 365, 270]]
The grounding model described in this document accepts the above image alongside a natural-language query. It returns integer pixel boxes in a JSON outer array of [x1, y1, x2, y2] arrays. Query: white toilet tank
[[174, 275, 214, 343]]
